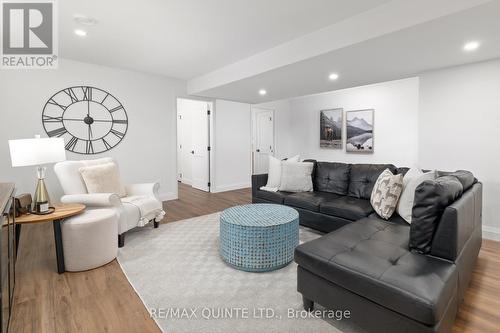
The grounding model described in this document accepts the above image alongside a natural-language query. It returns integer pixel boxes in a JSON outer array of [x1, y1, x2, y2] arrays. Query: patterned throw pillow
[[370, 169, 404, 220]]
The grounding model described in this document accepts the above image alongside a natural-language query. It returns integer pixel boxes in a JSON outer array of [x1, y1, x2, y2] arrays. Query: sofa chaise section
[[295, 182, 482, 333]]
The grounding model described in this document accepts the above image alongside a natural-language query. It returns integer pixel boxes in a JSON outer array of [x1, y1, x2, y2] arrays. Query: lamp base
[[33, 167, 51, 214]]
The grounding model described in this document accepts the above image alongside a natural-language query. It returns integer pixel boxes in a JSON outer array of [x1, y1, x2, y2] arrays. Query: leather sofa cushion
[[314, 162, 351, 195], [320, 196, 373, 221], [254, 189, 291, 204], [284, 192, 341, 212], [348, 164, 397, 199], [295, 216, 457, 326], [437, 170, 476, 191], [410, 176, 463, 254]]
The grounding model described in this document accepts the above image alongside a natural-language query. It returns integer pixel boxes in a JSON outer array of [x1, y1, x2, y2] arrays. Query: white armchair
[[54, 157, 165, 247]]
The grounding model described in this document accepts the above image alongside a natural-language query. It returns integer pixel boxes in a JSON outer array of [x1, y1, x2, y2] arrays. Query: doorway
[[177, 98, 212, 192], [252, 107, 275, 174]]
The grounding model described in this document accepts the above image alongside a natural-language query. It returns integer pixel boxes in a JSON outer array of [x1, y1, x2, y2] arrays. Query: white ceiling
[[193, 0, 500, 103], [60, 0, 500, 103], [60, 0, 391, 79]]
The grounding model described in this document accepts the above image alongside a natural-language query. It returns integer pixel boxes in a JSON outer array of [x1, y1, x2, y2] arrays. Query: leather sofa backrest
[[314, 162, 351, 195], [347, 164, 397, 199], [430, 182, 482, 262]]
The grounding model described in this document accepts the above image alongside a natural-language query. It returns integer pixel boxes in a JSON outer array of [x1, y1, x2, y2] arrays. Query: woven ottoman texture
[[219, 204, 299, 272]]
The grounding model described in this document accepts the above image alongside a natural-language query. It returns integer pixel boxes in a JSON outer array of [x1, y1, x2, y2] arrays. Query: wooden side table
[[15, 204, 85, 274]]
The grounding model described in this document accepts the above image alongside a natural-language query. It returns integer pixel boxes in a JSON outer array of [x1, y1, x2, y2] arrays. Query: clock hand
[[88, 123, 93, 140], [63, 118, 112, 122]]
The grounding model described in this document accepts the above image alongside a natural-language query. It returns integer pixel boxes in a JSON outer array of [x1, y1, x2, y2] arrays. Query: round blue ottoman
[[219, 204, 299, 272]]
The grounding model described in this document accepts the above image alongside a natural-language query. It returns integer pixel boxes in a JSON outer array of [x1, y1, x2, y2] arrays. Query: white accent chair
[[54, 157, 165, 247]]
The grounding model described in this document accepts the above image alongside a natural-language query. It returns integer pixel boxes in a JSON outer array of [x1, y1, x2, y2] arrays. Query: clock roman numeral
[[112, 119, 127, 124], [65, 136, 78, 151], [63, 88, 79, 103], [102, 138, 112, 150], [101, 93, 109, 105], [81, 87, 92, 101], [43, 115, 63, 123], [110, 129, 125, 139], [86, 141, 94, 154], [109, 105, 123, 113], [47, 127, 67, 137], [47, 99, 68, 111]]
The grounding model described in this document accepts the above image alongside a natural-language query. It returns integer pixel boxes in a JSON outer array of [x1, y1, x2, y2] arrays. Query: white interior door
[[253, 108, 274, 174], [191, 102, 211, 191]]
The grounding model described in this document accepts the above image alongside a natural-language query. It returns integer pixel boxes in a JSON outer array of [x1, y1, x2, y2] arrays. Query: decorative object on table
[[15, 203, 86, 274], [10, 193, 32, 217], [260, 154, 300, 192], [370, 169, 404, 220], [62, 209, 118, 272], [8, 136, 66, 214], [320, 108, 343, 149], [54, 157, 165, 248], [42, 86, 128, 154], [346, 109, 374, 153], [219, 204, 299, 272]]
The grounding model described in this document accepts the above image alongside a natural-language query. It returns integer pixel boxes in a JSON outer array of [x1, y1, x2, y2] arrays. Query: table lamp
[[8, 135, 66, 214]]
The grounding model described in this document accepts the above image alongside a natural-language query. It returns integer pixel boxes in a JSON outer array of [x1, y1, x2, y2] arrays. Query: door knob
[[256, 149, 260, 152], [191, 150, 195, 154]]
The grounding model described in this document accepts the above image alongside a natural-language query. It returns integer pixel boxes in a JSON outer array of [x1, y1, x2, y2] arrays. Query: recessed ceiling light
[[463, 41, 480, 52], [74, 29, 87, 37], [259, 89, 267, 96], [328, 73, 339, 81]]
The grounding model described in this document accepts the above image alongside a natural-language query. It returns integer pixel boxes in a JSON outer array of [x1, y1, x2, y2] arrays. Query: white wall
[[212, 100, 252, 192], [284, 77, 420, 166], [0, 59, 185, 201], [419, 59, 500, 238]]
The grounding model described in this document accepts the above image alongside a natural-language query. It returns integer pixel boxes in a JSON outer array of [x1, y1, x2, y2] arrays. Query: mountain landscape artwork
[[320, 108, 343, 149], [346, 109, 374, 153]]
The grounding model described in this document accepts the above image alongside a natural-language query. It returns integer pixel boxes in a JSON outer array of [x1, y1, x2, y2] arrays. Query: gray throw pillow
[[370, 169, 404, 220]]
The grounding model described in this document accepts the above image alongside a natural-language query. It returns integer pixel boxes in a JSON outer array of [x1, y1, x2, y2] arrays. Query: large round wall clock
[[42, 86, 128, 154]]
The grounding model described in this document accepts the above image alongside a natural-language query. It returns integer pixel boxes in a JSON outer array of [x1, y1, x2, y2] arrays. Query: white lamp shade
[[9, 137, 66, 167]]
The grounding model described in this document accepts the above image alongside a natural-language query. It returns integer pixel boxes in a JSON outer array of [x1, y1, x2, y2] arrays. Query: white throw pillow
[[263, 155, 300, 191], [396, 168, 436, 223], [79, 162, 126, 197], [278, 162, 314, 192]]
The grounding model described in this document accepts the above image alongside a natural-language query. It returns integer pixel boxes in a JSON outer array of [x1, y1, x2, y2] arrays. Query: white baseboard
[[483, 226, 500, 241], [211, 182, 251, 193], [158, 191, 177, 202]]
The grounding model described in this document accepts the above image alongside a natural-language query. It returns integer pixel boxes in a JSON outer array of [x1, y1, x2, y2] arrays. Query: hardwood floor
[[10, 183, 500, 332]]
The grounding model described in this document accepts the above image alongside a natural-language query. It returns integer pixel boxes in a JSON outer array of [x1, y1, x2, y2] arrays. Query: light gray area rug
[[118, 213, 355, 333]]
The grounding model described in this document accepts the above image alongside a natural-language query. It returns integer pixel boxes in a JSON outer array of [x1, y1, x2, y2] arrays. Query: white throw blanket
[[121, 195, 165, 227]]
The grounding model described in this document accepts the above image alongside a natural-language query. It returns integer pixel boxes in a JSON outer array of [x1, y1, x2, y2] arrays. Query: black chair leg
[[118, 233, 125, 248], [303, 296, 314, 311]]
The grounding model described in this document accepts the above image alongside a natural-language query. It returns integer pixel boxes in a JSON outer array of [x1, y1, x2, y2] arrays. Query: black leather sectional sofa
[[252, 161, 482, 333]]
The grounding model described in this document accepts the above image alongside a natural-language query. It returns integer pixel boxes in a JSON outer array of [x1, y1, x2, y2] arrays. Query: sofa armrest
[[125, 183, 160, 200], [251, 174, 268, 197], [60, 193, 122, 208]]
